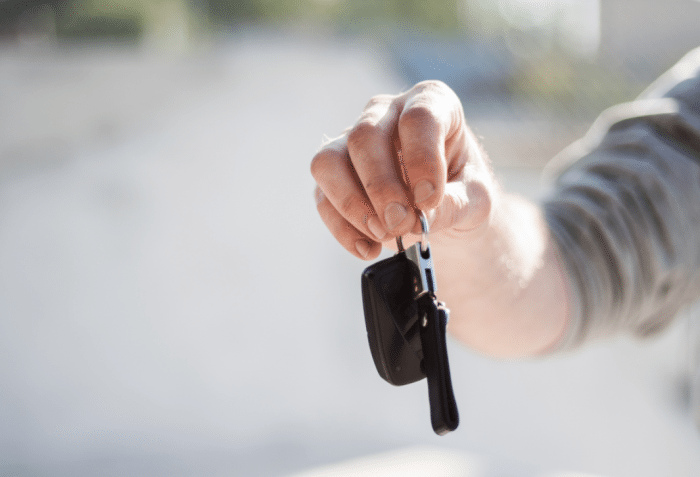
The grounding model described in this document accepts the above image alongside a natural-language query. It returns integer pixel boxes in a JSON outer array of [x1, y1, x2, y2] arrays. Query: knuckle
[[348, 119, 378, 141], [364, 94, 393, 110], [399, 103, 440, 133], [310, 148, 343, 180], [346, 120, 379, 154], [418, 79, 449, 90], [309, 153, 326, 179], [414, 79, 449, 93]]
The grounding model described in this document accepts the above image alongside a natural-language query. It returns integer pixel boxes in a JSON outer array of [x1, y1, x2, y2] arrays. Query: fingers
[[346, 97, 416, 238], [315, 186, 382, 260], [311, 81, 490, 260], [429, 176, 493, 233], [396, 81, 465, 212], [311, 137, 384, 244]]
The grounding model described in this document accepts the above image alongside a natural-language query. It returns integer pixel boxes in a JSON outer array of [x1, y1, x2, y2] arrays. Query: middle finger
[[346, 98, 417, 238]]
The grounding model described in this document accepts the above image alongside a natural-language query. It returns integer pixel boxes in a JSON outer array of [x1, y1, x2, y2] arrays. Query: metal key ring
[[395, 210, 429, 254], [417, 210, 429, 253]]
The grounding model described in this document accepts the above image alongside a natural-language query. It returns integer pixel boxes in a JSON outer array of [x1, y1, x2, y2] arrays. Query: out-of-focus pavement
[[1, 31, 700, 477]]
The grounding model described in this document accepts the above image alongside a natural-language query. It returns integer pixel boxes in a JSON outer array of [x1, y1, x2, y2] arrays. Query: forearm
[[313, 51, 700, 357], [431, 193, 570, 358], [443, 47, 700, 356], [539, 47, 700, 349]]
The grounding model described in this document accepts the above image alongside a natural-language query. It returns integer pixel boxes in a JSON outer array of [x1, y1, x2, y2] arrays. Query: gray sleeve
[[543, 47, 700, 350]]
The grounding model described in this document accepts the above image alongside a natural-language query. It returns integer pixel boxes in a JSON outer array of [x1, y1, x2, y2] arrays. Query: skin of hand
[[311, 80, 571, 358]]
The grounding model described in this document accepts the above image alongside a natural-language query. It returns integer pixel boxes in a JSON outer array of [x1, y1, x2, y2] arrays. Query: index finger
[[397, 81, 464, 211]]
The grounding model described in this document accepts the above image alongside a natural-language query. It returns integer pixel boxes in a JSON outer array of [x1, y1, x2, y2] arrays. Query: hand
[[311, 80, 497, 259], [311, 80, 569, 357]]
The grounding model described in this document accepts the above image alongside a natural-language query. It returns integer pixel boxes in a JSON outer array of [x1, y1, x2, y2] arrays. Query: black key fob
[[361, 252, 425, 386], [359, 212, 459, 435]]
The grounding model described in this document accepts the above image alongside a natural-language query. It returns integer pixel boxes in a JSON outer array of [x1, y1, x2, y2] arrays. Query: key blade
[[405, 242, 437, 297]]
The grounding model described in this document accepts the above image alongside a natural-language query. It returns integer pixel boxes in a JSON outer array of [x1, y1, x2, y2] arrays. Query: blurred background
[[2, 0, 700, 476]]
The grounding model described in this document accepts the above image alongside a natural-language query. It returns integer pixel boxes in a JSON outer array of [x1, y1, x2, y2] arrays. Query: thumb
[[422, 169, 495, 235]]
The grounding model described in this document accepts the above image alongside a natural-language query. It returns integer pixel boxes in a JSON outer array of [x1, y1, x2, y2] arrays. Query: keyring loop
[[417, 210, 429, 253], [395, 211, 429, 254]]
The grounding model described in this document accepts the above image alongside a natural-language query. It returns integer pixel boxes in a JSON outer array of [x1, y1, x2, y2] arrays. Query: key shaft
[[406, 241, 437, 298]]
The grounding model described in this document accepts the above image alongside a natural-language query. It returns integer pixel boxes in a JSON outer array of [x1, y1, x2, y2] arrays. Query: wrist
[[430, 193, 569, 357]]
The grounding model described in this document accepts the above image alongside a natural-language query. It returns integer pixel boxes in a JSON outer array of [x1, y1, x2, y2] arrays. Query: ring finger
[[310, 136, 385, 242]]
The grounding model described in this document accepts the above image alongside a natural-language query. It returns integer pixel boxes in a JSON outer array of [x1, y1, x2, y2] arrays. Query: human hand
[[311, 80, 497, 259]]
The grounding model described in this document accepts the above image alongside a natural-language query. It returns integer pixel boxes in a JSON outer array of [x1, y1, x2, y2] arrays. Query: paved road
[[1, 32, 699, 476]]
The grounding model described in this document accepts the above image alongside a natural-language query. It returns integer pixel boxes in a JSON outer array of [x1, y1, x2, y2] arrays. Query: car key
[[361, 237, 425, 386], [406, 213, 459, 435], [361, 211, 459, 435]]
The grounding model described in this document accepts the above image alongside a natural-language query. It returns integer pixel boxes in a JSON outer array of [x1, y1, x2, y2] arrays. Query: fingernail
[[367, 216, 386, 241], [384, 202, 407, 230], [413, 180, 435, 204], [355, 240, 370, 258]]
